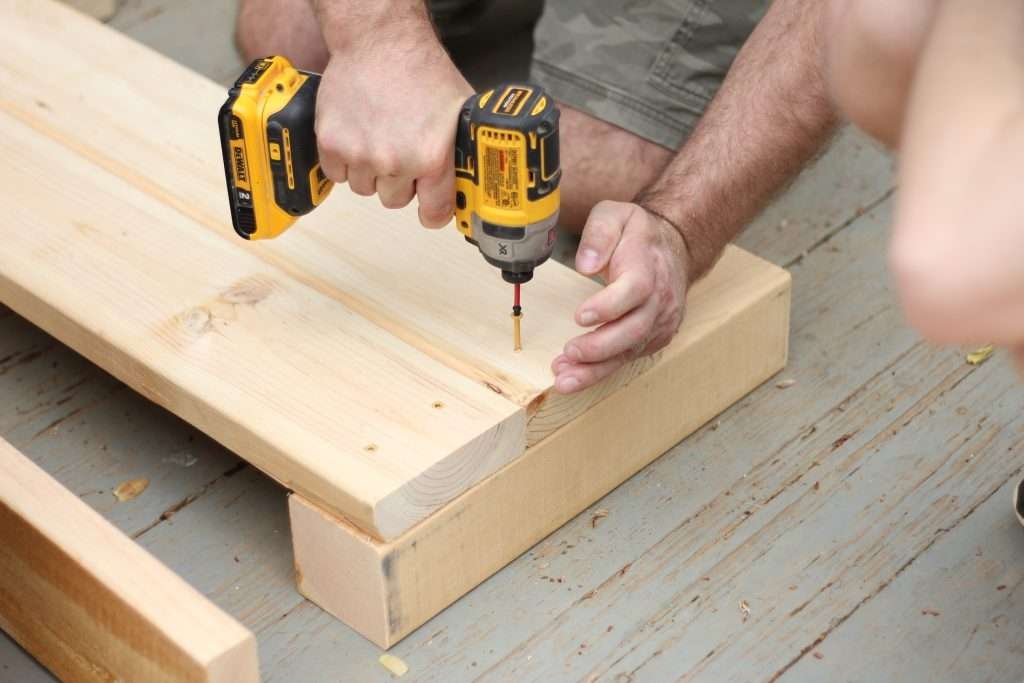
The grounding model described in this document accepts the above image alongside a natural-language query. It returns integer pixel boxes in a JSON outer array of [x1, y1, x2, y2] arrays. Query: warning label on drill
[[482, 145, 521, 210]]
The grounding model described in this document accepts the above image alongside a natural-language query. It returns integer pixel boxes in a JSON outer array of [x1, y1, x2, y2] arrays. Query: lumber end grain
[[290, 494, 395, 649]]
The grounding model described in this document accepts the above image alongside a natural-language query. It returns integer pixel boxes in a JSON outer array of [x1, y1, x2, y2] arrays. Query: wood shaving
[[113, 478, 149, 502], [775, 378, 796, 389], [591, 508, 610, 528], [966, 345, 994, 366], [378, 653, 408, 677], [739, 599, 751, 621]]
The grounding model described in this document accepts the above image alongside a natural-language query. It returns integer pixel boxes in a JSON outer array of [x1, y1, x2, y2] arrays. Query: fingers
[[575, 268, 654, 327], [564, 299, 658, 365], [377, 175, 415, 209], [576, 201, 634, 275], [415, 153, 456, 229], [348, 167, 376, 197], [554, 355, 629, 394]]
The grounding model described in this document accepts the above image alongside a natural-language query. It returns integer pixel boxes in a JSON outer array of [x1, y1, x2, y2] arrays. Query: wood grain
[[0, 0, 707, 539], [0, 437, 259, 682], [2, 0, 679, 450], [289, 247, 792, 648], [0, 100, 526, 540]]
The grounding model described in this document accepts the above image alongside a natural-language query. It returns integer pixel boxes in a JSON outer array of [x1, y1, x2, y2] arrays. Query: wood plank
[[0, 101, 525, 541], [0, 437, 259, 682], [779, 475, 1024, 683], [3, 0, 671, 451], [289, 246, 792, 648]]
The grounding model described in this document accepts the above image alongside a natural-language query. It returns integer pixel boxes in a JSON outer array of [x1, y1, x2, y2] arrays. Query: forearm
[[312, 0, 436, 54], [638, 0, 837, 281], [890, 0, 1024, 344]]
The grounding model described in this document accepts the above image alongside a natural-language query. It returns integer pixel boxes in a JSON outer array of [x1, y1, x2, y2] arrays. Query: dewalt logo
[[233, 145, 248, 183]]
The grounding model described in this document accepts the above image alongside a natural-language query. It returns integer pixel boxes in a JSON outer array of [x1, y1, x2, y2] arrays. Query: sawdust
[[378, 654, 408, 677], [739, 599, 751, 621], [113, 478, 148, 502], [775, 378, 796, 389], [966, 345, 995, 366]]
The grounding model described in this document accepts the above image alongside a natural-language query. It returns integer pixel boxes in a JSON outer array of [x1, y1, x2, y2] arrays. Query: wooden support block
[[290, 248, 792, 648], [0, 438, 259, 682]]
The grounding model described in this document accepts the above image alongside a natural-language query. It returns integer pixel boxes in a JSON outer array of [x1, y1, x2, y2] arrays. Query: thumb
[[576, 201, 632, 276]]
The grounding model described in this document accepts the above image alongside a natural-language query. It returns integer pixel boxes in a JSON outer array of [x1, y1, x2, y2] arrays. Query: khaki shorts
[[531, 0, 766, 150]]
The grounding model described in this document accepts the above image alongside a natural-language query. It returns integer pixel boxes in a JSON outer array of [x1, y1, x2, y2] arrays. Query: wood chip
[[966, 345, 995, 366], [591, 508, 610, 528], [379, 653, 408, 677], [739, 599, 751, 621], [113, 478, 149, 502], [775, 378, 796, 389]]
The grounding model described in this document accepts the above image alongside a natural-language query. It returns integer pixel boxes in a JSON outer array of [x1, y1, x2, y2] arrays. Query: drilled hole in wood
[[363, 443, 378, 453], [432, 401, 444, 409]]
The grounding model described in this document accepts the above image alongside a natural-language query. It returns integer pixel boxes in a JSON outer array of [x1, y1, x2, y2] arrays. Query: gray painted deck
[[3, 2, 1023, 681]]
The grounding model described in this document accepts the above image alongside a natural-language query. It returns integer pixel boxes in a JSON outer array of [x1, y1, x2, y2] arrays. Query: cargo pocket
[[649, 0, 765, 107]]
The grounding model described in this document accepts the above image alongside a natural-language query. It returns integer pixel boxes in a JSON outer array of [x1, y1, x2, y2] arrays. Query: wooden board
[[289, 247, 792, 647], [1, 0, 793, 543], [2, 0, 664, 540], [0, 437, 259, 682]]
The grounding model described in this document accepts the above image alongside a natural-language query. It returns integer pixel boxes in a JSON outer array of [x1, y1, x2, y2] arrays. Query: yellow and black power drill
[[218, 56, 561, 350]]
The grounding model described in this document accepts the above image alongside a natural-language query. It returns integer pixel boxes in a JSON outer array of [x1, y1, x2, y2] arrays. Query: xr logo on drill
[[498, 243, 509, 256]]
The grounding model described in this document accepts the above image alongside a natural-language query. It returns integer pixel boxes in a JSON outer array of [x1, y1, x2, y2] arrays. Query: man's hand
[[552, 201, 690, 394], [313, 2, 473, 228]]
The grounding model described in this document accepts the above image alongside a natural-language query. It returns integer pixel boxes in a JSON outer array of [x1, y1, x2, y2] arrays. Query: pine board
[[2, 0, 689, 540], [0, 437, 258, 682]]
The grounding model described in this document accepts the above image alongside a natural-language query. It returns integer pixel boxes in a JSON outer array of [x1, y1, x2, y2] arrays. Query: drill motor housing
[[455, 84, 561, 284]]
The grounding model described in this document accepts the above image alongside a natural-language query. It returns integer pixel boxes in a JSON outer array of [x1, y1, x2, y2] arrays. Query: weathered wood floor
[[3, 2, 1023, 681]]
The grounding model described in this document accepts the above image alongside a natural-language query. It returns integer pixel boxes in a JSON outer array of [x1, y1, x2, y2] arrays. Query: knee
[[825, 0, 937, 146], [234, 0, 329, 71], [235, 0, 269, 62]]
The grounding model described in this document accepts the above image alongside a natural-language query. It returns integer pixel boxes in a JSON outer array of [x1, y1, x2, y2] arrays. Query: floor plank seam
[[782, 187, 896, 269], [768, 457, 1024, 682], [474, 339, 928, 677], [131, 461, 249, 540], [28, 382, 126, 442], [0, 344, 55, 377]]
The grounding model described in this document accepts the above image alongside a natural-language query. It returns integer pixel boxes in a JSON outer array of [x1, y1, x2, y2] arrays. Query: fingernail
[[579, 310, 598, 326], [577, 248, 599, 273], [565, 344, 583, 362], [557, 375, 580, 393]]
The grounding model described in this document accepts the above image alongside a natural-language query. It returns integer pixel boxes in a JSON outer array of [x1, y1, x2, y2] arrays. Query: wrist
[[638, 198, 723, 284], [316, 1, 435, 56]]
